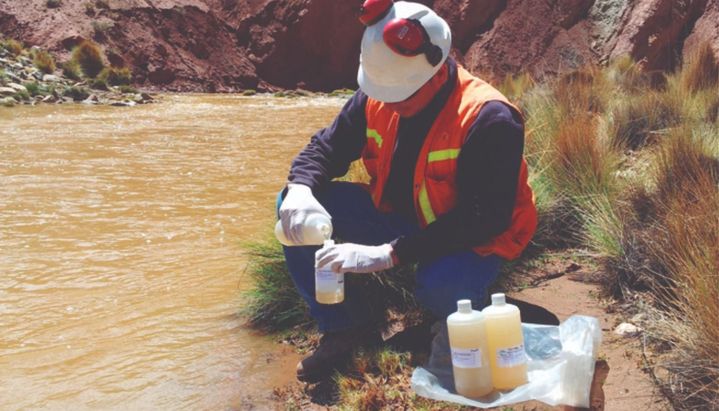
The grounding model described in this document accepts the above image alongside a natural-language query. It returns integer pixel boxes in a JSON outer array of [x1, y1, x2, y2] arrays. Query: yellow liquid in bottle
[[315, 288, 344, 304], [448, 325, 492, 398], [483, 294, 527, 390], [447, 300, 492, 398]]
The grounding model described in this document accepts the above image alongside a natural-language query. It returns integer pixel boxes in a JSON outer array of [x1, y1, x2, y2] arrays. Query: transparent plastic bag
[[411, 315, 601, 408]]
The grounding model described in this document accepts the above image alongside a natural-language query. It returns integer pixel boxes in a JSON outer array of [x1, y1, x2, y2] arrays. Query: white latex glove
[[315, 243, 394, 274], [279, 184, 331, 244]]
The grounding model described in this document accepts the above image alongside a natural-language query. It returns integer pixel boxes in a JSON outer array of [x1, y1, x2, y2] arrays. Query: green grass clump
[[62, 86, 90, 101], [241, 239, 311, 332], [99, 66, 132, 86], [32, 49, 56, 74], [118, 85, 138, 94], [61, 60, 82, 81], [71, 40, 105, 78], [0, 38, 24, 56], [24, 81, 45, 96]]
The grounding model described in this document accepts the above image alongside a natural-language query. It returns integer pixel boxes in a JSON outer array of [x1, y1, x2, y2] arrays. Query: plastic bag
[[411, 315, 601, 408]]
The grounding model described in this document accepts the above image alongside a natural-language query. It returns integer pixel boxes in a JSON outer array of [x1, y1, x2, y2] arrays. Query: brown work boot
[[296, 327, 377, 383]]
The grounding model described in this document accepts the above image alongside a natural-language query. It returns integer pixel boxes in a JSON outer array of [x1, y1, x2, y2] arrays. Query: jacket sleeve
[[287, 91, 369, 191], [392, 101, 524, 264]]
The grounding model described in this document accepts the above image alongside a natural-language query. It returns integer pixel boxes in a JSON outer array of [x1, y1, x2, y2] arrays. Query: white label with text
[[497, 344, 527, 368], [451, 347, 483, 368]]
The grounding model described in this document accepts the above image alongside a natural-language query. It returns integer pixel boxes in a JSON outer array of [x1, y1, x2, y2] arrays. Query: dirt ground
[[254, 253, 671, 410]]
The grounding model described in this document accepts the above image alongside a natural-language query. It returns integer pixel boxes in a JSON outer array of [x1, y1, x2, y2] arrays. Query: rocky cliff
[[1, 0, 717, 92]]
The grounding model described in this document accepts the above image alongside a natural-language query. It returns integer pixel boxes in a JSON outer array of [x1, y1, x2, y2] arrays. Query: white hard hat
[[357, 1, 451, 103]]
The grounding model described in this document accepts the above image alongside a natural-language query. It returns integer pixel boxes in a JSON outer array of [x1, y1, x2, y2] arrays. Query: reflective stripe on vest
[[418, 181, 436, 224], [367, 128, 383, 148], [427, 148, 460, 163], [419, 148, 461, 224]]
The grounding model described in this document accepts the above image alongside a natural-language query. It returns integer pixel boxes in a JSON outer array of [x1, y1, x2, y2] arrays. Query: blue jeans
[[277, 182, 502, 333]]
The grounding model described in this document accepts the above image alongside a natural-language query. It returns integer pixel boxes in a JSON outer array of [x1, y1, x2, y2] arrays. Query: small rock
[[0, 87, 16, 96], [140, 92, 153, 102], [0, 57, 10, 64], [42, 74, 61, 82], [5, 71, 22, 82], [630, 313, 646, 324], [82, 94, 99, 105], [0, 96, 16, 107], [8, 83, 27, 93], [110, 100, 136, 107], [41, 95, 57, 103], [614, 322, 642, 337]]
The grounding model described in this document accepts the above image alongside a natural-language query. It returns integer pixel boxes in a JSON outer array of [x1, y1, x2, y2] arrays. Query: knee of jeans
[[415, 283, 464, 319]]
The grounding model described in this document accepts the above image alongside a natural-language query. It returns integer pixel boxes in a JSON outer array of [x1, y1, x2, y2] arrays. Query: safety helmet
[[357, 0, 451, 103]]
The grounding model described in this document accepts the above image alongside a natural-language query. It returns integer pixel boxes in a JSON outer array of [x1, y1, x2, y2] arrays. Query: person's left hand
[[315, 243, 395, 274]]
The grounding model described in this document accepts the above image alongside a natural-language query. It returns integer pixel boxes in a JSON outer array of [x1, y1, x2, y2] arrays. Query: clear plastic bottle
[[447, 299, 493, 398], [314, 239, 344, 304], [274, 213, 332, 246], [481, 293, 528, 390]]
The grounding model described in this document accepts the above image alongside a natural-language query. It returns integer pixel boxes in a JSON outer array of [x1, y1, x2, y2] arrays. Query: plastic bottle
[[446, 299, 493, 398], [314, 239, 344, 304], [482, 293, 528, 390], [274, 214, 332, 246]]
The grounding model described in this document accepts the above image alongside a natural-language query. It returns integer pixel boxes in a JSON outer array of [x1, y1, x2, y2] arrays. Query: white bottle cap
[[491, 293, 506, 306], [457, 299, 472, 313]]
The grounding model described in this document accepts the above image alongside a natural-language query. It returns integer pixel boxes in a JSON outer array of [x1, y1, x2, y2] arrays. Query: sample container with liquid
[[314, 239, 344, 304], [447, 299, 493, 398], [482, 293, 528, 390], [274, 213, 332, 246]]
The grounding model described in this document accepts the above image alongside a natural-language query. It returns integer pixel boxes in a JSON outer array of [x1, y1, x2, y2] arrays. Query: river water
[[0, 94, 345, 410]]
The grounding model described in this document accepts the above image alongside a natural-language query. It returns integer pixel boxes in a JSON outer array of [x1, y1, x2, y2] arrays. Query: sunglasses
[[359, 0, 443, 67]]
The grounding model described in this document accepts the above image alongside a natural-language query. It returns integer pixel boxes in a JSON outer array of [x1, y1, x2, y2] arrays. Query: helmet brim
[[357, 63, 425, 103]]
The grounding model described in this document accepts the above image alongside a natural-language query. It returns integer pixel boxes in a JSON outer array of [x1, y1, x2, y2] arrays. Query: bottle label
[[451, 347, 483, 368], [496, 344, 526, 368], [315, 268, 341, 289]]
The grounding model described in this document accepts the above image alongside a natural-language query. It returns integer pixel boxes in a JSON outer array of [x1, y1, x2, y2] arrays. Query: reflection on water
[[0, 94, 345, 409]]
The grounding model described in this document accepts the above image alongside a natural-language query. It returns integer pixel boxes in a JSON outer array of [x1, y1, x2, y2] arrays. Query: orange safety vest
[[362, 66, 537, 260]]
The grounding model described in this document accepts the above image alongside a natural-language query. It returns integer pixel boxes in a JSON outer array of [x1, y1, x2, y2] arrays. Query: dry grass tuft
[[682, 42, 719, 93], [71, 40, 105, 78], [32, 49, 56, 74]]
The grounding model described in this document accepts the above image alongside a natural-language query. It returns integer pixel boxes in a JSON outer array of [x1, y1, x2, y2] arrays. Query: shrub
[[46, 0, 61, 8], [61, 60, 82, 81], [118, 85, 138, 94], [95, 0, 109, 9], [681, 42, 719, 93], [23, 81, 45, 96], [71, 40, 105, 78], [99, 66, 131, 86], [92, 21, 114, 36], [0, 39, 23, 56], [14, 90, 30, 101], [32, 49, 56, 74], [63, 86, 90, 101], [84, 2, 95, 15], [89, 78, 108, 90]]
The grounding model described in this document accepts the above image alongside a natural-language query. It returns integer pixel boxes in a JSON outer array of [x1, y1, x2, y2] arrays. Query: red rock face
[[0, 0, 716, 91]]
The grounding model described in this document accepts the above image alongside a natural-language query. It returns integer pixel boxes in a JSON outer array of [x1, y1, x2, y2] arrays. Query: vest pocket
[[424, 176, 457, 218]]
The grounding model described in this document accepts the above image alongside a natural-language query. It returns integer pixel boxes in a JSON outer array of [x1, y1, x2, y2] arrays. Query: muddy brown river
[[0, 94, 345, 410]]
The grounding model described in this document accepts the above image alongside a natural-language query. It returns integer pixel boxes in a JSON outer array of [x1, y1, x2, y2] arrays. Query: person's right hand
[[279, 184, 331, 244]]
